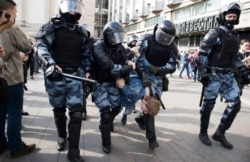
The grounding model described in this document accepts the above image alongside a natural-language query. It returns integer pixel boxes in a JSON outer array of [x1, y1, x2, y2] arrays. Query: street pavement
[[0, 71, 250, 162]]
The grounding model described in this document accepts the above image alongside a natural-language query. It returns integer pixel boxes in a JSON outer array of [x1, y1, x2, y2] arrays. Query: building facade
[[14, 0, 107, 39], [109, 0, 250, 52]]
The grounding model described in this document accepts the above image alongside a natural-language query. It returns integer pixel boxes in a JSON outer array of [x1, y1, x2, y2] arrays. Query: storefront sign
[[175, 15, 219, 35]]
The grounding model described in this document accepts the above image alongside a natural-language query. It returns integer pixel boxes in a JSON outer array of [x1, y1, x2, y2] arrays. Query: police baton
[[199, 85, 205, 107], [38, 53, 97, 85], [59, 72, 97, 85], [155, 92, 166, 110]]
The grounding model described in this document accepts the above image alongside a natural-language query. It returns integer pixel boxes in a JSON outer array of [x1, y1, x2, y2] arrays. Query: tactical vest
[[92, 41, 127, 82], [52, 27, 87, 68], [207, 28, 239, 67], [146, 36, 172, 66]]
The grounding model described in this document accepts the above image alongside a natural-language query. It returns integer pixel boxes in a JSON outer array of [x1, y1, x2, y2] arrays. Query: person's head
[[217, 2, 242, 29], [103, 21, 126, 47], [0, 0, 17, 29], [58, 0, 84, 24], [239, 39, 249, 53], [127, 34, 139, 48], [144, 96, 160, 116], [153, 20, 176, 46]]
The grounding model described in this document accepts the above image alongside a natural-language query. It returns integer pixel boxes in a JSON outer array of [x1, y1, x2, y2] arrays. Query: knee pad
[[69, 103, 83, 115], [69, 111, 82, 124], [201, 99, 215, 113], [53, 107, 66, 113], [226, 97, 241, 114], [69, 104, 83, 123]]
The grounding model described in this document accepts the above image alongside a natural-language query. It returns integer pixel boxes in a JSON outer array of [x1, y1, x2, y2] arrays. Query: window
[[145, 16, 163, 28], [172, 6, 191, 20], [195, 36, 201, 46], [178, 37, 189, 46], [206, 0, 219, 12], [190, 36, 195, 47], [192, 2, 205, 16]]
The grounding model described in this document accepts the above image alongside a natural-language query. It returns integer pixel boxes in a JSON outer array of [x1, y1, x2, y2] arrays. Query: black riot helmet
[[217, 2, 242, 29], [103, 21, 126, 47], [127, 34, 139, 48], [58, 0, 84, 24], [153, 20, 176, 45]]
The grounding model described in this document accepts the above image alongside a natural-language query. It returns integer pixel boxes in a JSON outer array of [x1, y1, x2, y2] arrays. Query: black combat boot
[[199, 133, 212, 146], [149, 138, 159, 149], [100, 125, 111, 154], [54, 110, 67, 151], [100, 107, 111, 153], [212, 128, 233, 149], [67, 111, 84, 162], [144, 114, 159, 149], [199, 102, 214, 146]]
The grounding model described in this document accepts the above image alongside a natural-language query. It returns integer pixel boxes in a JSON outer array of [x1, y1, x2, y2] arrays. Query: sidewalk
[[1, 72, 250, 162]]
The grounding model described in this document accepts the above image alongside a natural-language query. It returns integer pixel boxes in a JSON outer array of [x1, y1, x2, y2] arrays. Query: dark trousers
[[0, 82, 24, 154]]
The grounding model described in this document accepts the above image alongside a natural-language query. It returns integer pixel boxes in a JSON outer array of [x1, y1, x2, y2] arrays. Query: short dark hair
[[0, 0, 17, 11]]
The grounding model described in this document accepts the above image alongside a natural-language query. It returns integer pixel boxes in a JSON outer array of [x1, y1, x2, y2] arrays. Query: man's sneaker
[[121, 114, 127, 125], [149, 139, 159, 149], [212, 133, 233, 149], [135, 117, 146, 130], [10, 143, 36, 159], [199, 133, 212, 146]]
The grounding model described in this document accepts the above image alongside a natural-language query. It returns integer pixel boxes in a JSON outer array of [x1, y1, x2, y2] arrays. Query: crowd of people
[[0, 0, 250, 162]]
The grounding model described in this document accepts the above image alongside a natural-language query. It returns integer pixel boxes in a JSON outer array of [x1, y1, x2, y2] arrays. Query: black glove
[[142, 74, 151, 87], [120, 65, 133, 76], [162, 76, 169, 91], [110, 65, 132, 81], [45, 65, 62, 82], [148, 64, 159, 75], [77, 67, 85, 77], [158, 68, 170, 76], [198, 67, 209, 86], [241, 74, 250, 85]]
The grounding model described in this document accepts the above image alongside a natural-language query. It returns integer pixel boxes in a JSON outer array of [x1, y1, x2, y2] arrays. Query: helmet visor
[[155, 28, 175, 45], [108, 32, 126, 46], [60, 0, 84, 15]]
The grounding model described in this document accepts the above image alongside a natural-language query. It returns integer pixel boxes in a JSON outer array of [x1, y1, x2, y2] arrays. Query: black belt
[[207, 67, 232, 74], [62, 68, 78, 74]]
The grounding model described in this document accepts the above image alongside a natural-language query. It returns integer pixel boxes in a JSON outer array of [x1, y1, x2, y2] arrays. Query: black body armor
[[52, 26, 87, 69], [207, 28, 239, 67], [92, 41, 127, 83]]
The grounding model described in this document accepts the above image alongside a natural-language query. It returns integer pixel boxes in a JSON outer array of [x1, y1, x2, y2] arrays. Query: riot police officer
[[36, 0, 90, 161], [134, 20, 178, 149], [196, 2, 250, 149], [91, 21, 133, 154]]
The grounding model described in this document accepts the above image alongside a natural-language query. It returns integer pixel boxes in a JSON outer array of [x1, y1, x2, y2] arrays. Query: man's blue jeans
[[0, 82, 24, 154]]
